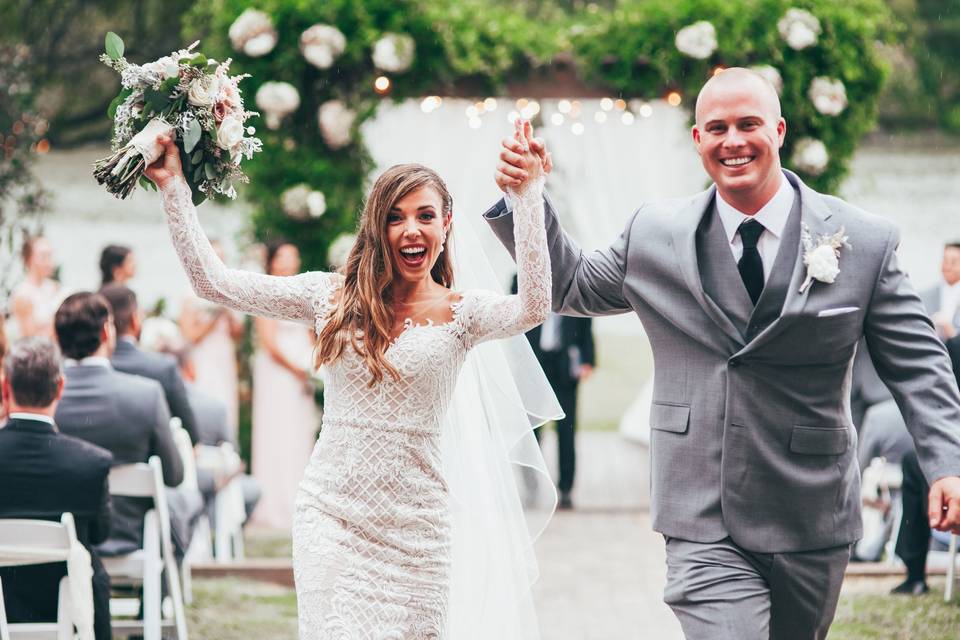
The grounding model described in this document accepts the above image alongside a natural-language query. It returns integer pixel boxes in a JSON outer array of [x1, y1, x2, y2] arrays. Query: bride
[[146, 120, 555, 638]]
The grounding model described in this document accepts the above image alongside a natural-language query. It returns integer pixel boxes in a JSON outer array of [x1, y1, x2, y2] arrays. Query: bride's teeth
[[722, 157, 752, 166]]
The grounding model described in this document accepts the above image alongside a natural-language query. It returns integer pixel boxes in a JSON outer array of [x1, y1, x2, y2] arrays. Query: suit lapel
[[737, 171, 835, 356], [671, 187, 746, 348]]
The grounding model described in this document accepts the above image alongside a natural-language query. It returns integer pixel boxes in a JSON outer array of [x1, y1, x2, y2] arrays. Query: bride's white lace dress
[[159, 175, 549, 638]]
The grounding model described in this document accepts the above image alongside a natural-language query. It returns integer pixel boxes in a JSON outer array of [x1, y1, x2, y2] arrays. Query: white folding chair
[[213, 444, 247, 562], [946, 534, 958, 602], [171, 423, 209, 605], [0, 513, 85, 639], [103, 457, 188, 640]]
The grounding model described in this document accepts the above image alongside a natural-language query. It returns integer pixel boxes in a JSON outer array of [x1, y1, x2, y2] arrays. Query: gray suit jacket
[[186, 383, 232, 447], [486, 170, 960, 553], [55, 363, 184, 555], [112, 337, 199, 444]]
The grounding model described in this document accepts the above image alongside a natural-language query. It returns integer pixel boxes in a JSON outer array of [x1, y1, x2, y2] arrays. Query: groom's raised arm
[[485, 133, 634, 317], [484, 193, 634, 317]]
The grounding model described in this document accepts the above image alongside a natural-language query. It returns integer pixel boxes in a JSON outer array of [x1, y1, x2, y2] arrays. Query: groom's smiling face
[[692, 69, 786, 214]]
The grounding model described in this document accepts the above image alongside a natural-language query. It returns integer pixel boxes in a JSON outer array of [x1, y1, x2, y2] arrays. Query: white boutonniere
[[800, 225, 850, 293]]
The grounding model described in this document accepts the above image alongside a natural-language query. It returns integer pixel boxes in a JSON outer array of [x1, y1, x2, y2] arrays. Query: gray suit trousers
[[663, 537, 850, 640]]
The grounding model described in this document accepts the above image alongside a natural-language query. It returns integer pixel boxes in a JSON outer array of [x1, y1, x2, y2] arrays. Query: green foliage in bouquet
[[184, 0, 892, 272]]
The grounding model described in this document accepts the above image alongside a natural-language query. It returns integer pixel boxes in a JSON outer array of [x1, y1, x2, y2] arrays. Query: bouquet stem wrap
[[94, 118, 174, 199]]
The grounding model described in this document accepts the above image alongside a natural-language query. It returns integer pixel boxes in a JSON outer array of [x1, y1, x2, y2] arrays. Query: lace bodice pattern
[[159, 174, 548, 639]]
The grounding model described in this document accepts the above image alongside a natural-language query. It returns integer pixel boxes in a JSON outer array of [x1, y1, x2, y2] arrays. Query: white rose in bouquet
[[808, 77, 848, 116], [187, 74, 220, 107], [217, 117, 246, 154], [139, 316, 184, 353], [751, 65, 783, 95], [792, 137, 829, 176], [778, 8, 821, 50], [675, 21, 717, 60], [143, 55, 180, 80], [301, 24, 347, 69], [255, 81, 301, 129], [318, 100, 356, 149], [372, 33, 416, 73], [328, 233, 357, 269], [229, 9, 278, 57]]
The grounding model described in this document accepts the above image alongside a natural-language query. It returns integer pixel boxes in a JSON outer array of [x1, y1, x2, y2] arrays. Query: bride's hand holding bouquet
[[93, 32, 262, 204]]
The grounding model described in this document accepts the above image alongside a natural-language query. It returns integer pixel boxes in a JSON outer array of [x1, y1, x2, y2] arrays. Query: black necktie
[[738, 219, 765, 305]]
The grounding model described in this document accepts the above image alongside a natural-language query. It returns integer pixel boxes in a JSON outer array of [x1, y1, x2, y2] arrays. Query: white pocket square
[[817, 306, 859, 318]]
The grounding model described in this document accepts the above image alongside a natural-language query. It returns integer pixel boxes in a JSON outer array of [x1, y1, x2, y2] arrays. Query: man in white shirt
[[920, 242, 960, 341]]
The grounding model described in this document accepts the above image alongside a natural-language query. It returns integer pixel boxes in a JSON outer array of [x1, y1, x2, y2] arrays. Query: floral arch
[[184, 0, 891, 270]]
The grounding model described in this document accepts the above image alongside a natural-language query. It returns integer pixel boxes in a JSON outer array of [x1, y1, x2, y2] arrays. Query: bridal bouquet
[[93, 32, 262, 204]]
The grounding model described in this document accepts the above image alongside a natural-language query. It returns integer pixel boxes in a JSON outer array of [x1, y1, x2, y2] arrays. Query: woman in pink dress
[[250, 241, 320, 530], [179, 241, 244, 437], [10, 236, 60, 339]]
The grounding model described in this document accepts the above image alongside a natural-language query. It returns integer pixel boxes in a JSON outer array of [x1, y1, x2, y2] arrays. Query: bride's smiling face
[[386, 186, 451, 283]]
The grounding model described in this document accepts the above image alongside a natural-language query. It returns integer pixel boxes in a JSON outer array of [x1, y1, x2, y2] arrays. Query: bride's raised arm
[[463, 121, 550, 346], [148, 136, 338, 324]]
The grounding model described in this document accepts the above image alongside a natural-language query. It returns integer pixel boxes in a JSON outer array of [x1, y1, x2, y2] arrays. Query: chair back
[[0, 513, 76, 567]]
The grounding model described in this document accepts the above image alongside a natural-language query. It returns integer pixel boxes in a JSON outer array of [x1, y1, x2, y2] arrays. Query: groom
[[485, 68, 960, 639]]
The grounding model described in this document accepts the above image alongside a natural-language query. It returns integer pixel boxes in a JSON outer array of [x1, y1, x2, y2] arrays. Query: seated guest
[[100, 284, 199, 445], [162, 345, 262, 522], [52, 292, 190, 560], [98, 244, 136, 289], [0, 337, 113, 640]]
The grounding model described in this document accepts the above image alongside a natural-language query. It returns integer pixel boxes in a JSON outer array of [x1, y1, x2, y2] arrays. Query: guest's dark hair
[[265, 239, 295, 275], [99, 284, 138, 336], [946, 242, 960, 251], [55, 292, 112, 359], [99, 244, 131, 285], [21, 236, 42, 267], [3, 337, 63, 407]]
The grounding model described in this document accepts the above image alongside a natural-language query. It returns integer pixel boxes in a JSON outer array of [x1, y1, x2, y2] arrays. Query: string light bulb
[[374, 75, 391, 94], [667, 91, 682, 106]]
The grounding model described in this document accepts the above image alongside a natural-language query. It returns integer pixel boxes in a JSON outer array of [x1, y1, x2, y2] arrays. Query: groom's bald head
[[695, 67, 782, 125]]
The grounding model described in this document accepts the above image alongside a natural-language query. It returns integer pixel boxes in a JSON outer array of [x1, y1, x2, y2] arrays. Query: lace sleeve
[[463, 176, 550, 348], [159, 176, 340, 324]]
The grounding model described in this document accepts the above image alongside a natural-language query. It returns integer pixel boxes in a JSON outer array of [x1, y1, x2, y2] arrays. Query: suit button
[[729, 358, 741, 368]]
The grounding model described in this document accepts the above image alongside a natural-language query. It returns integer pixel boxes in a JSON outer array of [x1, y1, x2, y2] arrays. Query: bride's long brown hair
[[315, 164, 454, 385]]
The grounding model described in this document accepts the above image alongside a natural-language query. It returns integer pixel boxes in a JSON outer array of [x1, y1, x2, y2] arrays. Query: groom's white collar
[[715, 173, 795, 245]]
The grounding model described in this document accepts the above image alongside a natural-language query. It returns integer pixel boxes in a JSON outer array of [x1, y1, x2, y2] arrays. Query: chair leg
[[0, 578, 10, 640], [56, 577, 73, 640], [164, 556, 189, 640], [143, 513, 163, 640], [946, 534, 958, 603]]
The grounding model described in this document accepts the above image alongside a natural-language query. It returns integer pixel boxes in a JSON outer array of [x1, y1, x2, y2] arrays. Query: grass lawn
[[187, 575, 960, 639], [829, 577, 960, 640]]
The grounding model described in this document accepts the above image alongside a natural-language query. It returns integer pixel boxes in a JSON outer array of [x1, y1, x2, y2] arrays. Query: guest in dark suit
[[99, 284, 199, 445], [52, 292, 188, 560], [891, 334, 960, 595], [0, 337, 114, 640], [512, 274, 595, 509]]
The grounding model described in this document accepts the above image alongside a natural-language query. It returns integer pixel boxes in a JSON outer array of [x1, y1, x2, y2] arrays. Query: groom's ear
[[777, 118, 787, 147], [691, 125, 703, 151]]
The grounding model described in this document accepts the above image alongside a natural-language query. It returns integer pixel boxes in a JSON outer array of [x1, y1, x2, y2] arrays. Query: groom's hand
[[928, 476, 960, 533], [495, 132, 552, 193]]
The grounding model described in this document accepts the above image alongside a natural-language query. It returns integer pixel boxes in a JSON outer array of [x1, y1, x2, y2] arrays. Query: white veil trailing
[[441, 199, 562, 638]]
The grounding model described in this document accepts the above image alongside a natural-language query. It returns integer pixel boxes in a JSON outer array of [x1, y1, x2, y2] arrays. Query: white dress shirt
[[715, 175, 796, 283], [8, 412, 56, 426], [63, 356, 112, 368], [939, 281, 960, 322]]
